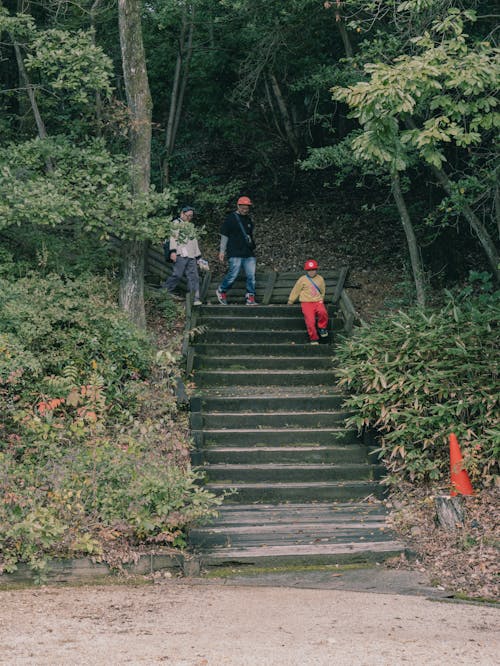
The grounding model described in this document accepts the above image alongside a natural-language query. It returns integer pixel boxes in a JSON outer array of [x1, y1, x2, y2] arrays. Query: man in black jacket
[[216, 196, 257, 305]]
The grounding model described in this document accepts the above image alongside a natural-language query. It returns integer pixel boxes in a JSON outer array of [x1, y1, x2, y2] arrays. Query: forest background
[[0, 0, 498, 594]]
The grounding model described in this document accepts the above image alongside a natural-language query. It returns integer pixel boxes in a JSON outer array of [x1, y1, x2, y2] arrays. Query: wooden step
[[193, 393, 345, 412], [195, 369, 337, 387], [194, 410, 350, 429], [200, 427, 360, 446], [206, 480, 384, 503], [198, 445, 368, 465], [189, 503, 404, 566], [200, 462, 381, 483]]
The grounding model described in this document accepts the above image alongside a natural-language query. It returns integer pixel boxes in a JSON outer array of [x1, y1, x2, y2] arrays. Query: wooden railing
[[145, 245, 359, 334]]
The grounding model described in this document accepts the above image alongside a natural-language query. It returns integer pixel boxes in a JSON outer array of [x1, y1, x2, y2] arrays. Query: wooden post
[[200, 269, 211, 302], [263, 270, 278, 305], [186, 346, 195, 375], [332, 266, 349, 304]]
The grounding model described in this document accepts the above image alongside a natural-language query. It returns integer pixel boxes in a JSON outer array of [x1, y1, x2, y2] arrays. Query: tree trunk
[[335, 5, 353, 59], [431, 165, 500, 283], [90, 0, 103, 136], [391, 171, 426, 306], [12, 37, 54, 172], [434, 495, 466, 530], [172, 10, 194, 153], [268, 71, 300, 157], [118, 0, 152, 329], [403, 118, 500, 283], [495, 182, 500, 240], [162, 5, 195, 186]]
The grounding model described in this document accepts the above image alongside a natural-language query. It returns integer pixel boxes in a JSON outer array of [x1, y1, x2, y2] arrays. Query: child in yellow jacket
[[287, 259, 328, 344]]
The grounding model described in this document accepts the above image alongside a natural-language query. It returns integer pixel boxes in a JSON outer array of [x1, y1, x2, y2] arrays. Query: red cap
[[237, 196, 253, 206], [304, 259, 318, 270]]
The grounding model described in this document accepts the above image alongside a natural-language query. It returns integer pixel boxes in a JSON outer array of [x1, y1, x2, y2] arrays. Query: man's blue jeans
[[219, 256, 256, 295]]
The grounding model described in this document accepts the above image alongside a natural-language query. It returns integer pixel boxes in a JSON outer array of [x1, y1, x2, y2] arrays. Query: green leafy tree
[[331, 8, 499, 283]]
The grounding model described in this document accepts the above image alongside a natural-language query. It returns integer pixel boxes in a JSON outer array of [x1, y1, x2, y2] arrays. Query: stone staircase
[[187, 273, 404, 566]]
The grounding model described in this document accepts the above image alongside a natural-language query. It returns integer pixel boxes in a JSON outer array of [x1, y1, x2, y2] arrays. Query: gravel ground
[[1, 581, 498, 665]]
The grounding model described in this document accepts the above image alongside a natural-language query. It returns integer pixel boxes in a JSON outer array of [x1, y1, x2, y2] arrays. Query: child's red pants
[[300, 301, 328, 341]]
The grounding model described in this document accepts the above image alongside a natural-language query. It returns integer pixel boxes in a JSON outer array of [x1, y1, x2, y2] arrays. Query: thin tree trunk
[[391, 171, 426, 306], [163, 16, 186, 185], [335, 3, 353, 59], [163, 5, 195, 186], [118, 0, 152, 329], [90, 0, 103, 136], [404, 118, 500, 282], [264, 76, 287, 143], [431, 165, 500, 283], [172, 7, 194, 152], [268, 71, 300, 157], [495, 183, 500, 240], [12, 38, 54, 172]]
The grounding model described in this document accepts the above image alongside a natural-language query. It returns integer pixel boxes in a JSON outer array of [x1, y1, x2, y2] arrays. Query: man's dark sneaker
[[216, 288, 227, 305], [319, 328, 328, 338], [168, 292, 184, 302], [245, 293, 257, 305]]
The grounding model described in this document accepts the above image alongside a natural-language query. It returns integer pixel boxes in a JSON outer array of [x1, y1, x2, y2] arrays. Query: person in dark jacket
[[216, 196, 257, 305]]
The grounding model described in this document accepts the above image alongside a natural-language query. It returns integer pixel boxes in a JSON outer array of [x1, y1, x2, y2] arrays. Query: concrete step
[[198, 445, 368, 465], [194, 411, 350, 429], [193, 394, 345, 412], [193, 356, 333, 371], [201, 428, 360, 446], [194, 369, 337, 387], [200, 463, 381, 483], [206, 480, 383, 503]]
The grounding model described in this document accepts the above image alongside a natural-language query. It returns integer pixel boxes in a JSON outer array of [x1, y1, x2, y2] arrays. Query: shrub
[[0, 273, 153, 391], [336, 289, 499, 487], [0, 272, 220, 575]]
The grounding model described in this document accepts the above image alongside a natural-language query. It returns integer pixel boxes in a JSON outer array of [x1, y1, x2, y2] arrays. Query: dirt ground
[[1, 580, 498, 665]]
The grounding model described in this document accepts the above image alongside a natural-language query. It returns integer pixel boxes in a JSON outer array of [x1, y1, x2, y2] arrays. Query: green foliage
[[0, 273, 153, 389], [332, 10, 499, 172], [146, 288, 181, 327], [0, 137, 177, 242], [336, 284, 499, 487], [25, 29, 113, 106]]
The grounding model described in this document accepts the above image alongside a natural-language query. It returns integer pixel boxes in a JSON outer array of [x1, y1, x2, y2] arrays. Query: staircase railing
[[145, 244, 359, 334]]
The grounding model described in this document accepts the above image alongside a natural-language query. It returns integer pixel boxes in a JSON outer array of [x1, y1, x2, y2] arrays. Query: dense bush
[[336, 287, 499, 487], [0, 273, 219, 575], [0, 273, 153, 392]]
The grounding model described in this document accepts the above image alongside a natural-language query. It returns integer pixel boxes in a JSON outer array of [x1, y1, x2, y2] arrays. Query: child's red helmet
[[304, 259, 318, 270]]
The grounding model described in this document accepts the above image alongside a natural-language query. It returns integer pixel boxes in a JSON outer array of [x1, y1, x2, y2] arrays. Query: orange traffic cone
[[449, 433, 474, 496]]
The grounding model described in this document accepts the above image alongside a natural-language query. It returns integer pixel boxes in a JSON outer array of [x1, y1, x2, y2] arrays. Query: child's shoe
[[216, 288, 227, 305], [245, 293, 257, 305], [310, 340, 319, 345], [319, 328, 328, 338]]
